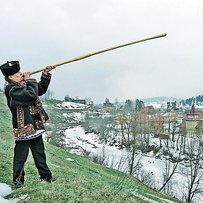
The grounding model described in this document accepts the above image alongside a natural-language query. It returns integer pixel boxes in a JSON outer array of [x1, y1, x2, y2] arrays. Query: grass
[[0, 94, 184, 203]]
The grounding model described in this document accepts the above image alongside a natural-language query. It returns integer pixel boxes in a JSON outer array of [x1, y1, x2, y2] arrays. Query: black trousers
[[13, 135, 52, 183]]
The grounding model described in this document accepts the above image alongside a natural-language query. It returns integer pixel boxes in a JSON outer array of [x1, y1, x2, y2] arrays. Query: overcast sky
[[1, 0, 203, 103]]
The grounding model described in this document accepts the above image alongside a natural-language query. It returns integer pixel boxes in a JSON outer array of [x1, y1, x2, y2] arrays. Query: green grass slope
[[0, 93, 183, 203]]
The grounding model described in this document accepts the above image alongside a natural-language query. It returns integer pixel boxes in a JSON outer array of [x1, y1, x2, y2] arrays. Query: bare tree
[[116, 113, 128, 144], [128, 113, 140, 175], [159, 146, 181, 192], [184, 147, 203, 203], [128, 132, 137, 176]]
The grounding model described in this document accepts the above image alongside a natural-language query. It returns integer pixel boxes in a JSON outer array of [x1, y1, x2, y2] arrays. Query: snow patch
[[64, 126, 129, 171], [0, 183, 11, 197], [131, 189, 176, 203], [50, 163, 60, 168], [0, 183, 19, 203], [61, 102, 89, 109], [62, 112, 85, 123], [66, 158, 75, 162]]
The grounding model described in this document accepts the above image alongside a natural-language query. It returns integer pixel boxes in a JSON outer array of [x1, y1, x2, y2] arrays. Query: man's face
[[9, 72, 23, 82]]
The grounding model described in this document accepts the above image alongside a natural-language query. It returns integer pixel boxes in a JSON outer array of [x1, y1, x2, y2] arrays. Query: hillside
[[0, 93, 183, 203], [141, 97, 181, 104]]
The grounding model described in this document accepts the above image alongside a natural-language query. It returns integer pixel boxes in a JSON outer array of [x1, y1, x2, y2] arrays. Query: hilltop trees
[[181, 95, 203, 106], [125, 99, 133, 113]]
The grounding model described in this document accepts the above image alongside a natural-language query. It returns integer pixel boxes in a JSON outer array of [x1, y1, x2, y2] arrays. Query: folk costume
[[0, 61, 52, 188]]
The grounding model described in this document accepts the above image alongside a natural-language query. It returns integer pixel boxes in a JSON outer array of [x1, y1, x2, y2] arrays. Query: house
[[141, 106, 155, 114], [103, 98, 115, 112], [73, 99, 87, 104], [103, 98, 114, 107], [64, 95, 87, 104], [180, 104, 203, 135]]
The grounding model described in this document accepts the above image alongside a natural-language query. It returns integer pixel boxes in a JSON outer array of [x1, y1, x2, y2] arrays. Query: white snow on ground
[[61, 102, 89, 109], [0, 183, 18, 203], [131, 189, 176, 203], [0, 197, 10, 203], [66, 158, 75, 162], [146, 102, 166, 109], [64, 126, 129, 170], [64, 127, 163, 173], [147, 194, 177, 203], [64, 127, 168, 178], [63, 112, 85, 122], [0, 183, 11, 198]]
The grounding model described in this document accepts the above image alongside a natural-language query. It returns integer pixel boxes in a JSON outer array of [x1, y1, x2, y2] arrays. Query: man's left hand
[[43, 66, 55, 75]]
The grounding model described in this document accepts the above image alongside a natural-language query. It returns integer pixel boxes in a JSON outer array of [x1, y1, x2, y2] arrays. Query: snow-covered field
[[62, 112, 85, 123], [62, 126, 203, 202], [64, 126, 129, 168]]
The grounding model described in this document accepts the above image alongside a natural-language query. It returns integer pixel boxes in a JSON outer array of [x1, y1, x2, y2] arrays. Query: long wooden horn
[[30, 33, 167, 75]]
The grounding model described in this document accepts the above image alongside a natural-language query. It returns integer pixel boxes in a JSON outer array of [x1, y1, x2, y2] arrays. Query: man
[[0, 61, 55, 188]]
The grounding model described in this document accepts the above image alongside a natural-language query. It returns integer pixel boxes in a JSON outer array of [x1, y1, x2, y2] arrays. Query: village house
[[180, 104, 203, 135], [135, 106, 164, 135], [64, 95, 87, 104], [103, 98, 115, 112]]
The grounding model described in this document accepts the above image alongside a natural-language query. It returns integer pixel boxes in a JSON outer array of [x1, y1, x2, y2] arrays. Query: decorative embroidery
[[35, 120, 45, 129], [14, 129, 45, 141], [17, 107, 24, 128], [30, 99, 43, 114], [40, 111, 46, 124], [29, 105, 35, 115], [13, 124, 35, 138]]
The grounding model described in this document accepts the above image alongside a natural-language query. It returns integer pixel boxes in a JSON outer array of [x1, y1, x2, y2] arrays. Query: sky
[[0, 0, 203, 103]]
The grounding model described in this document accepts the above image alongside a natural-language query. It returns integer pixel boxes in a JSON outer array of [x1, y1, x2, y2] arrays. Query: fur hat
[[0, 61, 20, 77]]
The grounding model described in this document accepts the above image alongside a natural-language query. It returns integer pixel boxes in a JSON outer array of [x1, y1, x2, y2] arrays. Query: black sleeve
[[6, 79, 38, 107], [38, 72, 51, 96]]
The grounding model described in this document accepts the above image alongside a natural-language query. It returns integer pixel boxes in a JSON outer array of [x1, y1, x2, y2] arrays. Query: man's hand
[[23, 72, 31, 80], [43, 66, 55, 75]]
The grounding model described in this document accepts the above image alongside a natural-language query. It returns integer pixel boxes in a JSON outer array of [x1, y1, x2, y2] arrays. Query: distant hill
[[107, 97, 181, 108], [141, 96, 181, 104]]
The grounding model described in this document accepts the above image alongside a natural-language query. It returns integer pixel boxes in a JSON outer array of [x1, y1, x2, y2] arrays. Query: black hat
[[0, 61, 20, 77]]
